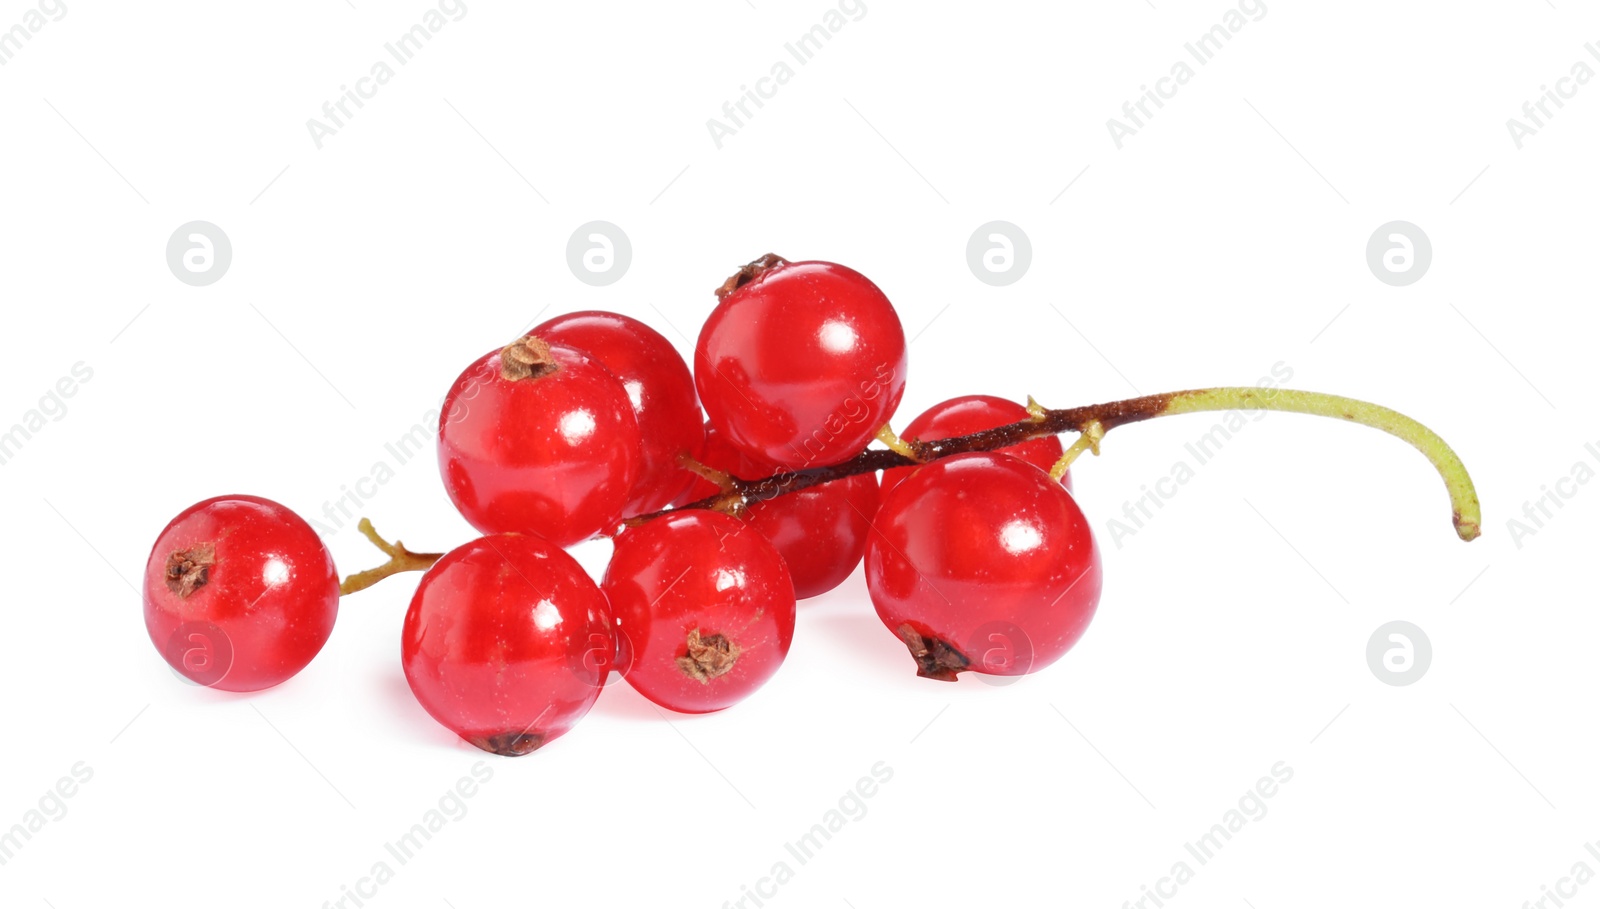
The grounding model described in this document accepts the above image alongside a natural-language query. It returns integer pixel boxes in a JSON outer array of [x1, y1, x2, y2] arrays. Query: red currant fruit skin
[[603, 511, 796, 714], [533, 311, 704, 516], [685, 425, 879, 599], [865, 453, 1102, 680], [143, 495, 339, 692], [402, 533, 614, 755], [881, 395, 1068, 500], [695, 259, 908, 469], [438, 340, 642, 547]]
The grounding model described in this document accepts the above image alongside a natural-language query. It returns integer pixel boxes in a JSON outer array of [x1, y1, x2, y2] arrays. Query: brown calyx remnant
[[714, 253, 788, 300], [165, 544, 216, 599], [677, 628, 740, 682], [470, 732, 545, 756], [897, 624, 969, 682], [500, 336, 558, 381]]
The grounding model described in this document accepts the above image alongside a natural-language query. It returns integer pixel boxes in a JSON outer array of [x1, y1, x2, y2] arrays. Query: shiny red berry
[[143, 495, 339, 692], [402, 533, 613, 755], [881, 395, 1069, 500], [695, 255, 908, 469], [685, 425, 879, 599], [866, 452, 1102, 680], [438, 337, 642, 546], [603, 511, 795, 713], [533, 311, 703, 516]]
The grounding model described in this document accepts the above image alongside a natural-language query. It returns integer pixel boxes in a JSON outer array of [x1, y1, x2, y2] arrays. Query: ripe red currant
[[402, 533, 614, 755], [881, 395, 1069, 499], [438, 336, 642, 546], [533, 311, 704, 516], [685, 425, 879, 599], [695, 255, 908, 469], [143, 495, 339, 691], [866, 453, 1102, 680], [603, 511, 795, 713]]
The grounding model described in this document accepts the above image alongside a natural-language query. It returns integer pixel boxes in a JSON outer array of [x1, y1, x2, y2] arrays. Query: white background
[[1, 1, 1596, 907]]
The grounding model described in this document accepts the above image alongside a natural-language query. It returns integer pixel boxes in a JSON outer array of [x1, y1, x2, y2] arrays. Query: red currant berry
[[603, 511, 795, 713], [143, 495, 339, 692], [881, 395, 1069, 499], [438, 336, 642, 546], [685, 425, 879, 599], [695, 255, 908, 469], [402, 533, 613, 755], [533, 311, 704, 516], [866, 453, 1102, 680]]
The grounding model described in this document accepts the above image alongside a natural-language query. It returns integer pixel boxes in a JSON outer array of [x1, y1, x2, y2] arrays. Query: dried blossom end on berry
[[164, 544, 216, 599], [676, 629, 740, 683], [499, 336, 558, 381], [897, 624, 969, 682]]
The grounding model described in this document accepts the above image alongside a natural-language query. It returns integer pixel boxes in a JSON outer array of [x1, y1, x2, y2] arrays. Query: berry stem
[[339, 519, 444, 596], [342, 385, 1482, 596], [1050, 419, 1104, 480], [641, 386, 1482, 542]]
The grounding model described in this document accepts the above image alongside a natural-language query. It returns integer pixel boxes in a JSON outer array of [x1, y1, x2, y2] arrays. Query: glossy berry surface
[[685, 425, 879, 599], [402, 533, 614, 755], [438, 338, 642, 546], [881, 395, 1068, 500], [603, 510, 795, 713], [695, 257, 908, 470], [533, 311, 703, 516], [143, 495, 339, 692], [866, 453, 1102, 680]]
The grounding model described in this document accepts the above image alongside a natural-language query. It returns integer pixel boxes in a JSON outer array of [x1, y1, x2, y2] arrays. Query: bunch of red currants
[[143, 254, 1102, 754]]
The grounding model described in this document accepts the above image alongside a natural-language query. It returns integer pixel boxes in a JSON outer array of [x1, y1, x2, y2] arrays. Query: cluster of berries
[[144, 254, 1105, 754]]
